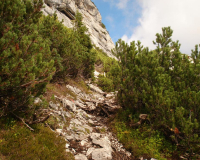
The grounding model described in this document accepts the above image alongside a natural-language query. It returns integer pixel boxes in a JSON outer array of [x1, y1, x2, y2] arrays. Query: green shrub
[[100, 22, 106, 29], [113, 27, 200, 158], [97, 75, 114, 92], [0, 0, 55, 116], [39, 12, 95, 79], [94, 48, 120, 91], [113, 110, 176, 159]]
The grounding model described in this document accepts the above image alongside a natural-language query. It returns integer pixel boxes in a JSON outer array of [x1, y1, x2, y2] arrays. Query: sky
[[92, 0, 200, 55]]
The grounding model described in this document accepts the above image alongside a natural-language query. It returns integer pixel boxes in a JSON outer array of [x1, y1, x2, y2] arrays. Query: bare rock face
[[42, 0, 115, 58]]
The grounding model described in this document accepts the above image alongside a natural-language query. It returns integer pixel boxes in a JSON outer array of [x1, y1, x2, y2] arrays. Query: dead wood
[[129, 114, 149, 128], [27, 114, 50, 125], [12, 112, 34, 131]]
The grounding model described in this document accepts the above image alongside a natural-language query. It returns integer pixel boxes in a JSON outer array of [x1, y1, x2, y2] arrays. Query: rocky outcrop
[[45, 82, 131, 160], [42, 0, 115, 58]]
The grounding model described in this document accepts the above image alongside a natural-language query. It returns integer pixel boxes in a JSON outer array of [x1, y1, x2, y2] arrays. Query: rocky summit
[[42, 0, 115, 58]]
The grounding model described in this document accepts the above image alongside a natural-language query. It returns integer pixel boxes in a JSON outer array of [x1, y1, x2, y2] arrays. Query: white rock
[[85, 102, 96, 111], [90, 133, 101, 140], [65, 135, 74, 140], [34, 97, 42, 104], [88, 84, 104, 95], [74, 133, 89, 141], [56, 129, 62, 135], [92, 148, 112, 160], [72, 148, 76, 154], [65, 112, 72, 118], [70, 118, 82, 125], [88, 119, 94, 124], [75, 100, 86, 109], [75, 154, 88, 160], [65, 149, 71, 153], [92, 136, 112, 151], [64, 99, 76, 112], [65, 143, 70, 148], [80, 140, 87, 146], [86, 147, 95, 156], [94, 70, 100, 78]]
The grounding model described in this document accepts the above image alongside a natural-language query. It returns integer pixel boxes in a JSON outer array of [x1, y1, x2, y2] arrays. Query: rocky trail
[[43, 81, 133, 160]]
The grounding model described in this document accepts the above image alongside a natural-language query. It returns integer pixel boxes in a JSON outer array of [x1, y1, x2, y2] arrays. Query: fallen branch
[[28, 114, 50, 124], [12, 112, 34, 131], [100, 106, 110, 117], [45, 123, 55, 132], [129, 114, 149, 128]]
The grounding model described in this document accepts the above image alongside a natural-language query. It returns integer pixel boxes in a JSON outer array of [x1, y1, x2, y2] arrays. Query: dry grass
[[45, 78, 91, 103], [45, 83, 77, 102]]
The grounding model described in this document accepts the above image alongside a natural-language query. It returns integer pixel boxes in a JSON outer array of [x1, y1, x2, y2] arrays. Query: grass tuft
[[0, 118, 74, 160]]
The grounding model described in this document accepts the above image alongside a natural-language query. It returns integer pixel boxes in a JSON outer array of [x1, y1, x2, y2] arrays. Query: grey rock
[[46, 83, 133, 160], [49, 101, 58, 110], [88, 119, 94, 124]]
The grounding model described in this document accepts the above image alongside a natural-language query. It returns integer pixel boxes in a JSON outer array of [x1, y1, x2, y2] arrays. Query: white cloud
[[121, 35, 129, 42], [116, 0, 130, 9], [122, 0, 200, 55]]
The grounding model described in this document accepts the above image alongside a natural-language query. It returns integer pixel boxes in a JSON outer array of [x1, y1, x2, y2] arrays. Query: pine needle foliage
[[113, 27, 200, 158], [0, 0, 55, 116], [39, 12, 95, 79]]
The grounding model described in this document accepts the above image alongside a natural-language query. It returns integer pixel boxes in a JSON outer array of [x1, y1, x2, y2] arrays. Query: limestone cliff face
[[42, 0, 115, 58]]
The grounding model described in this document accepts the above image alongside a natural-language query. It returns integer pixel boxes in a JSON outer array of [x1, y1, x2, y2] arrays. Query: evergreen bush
[[113, 27, 200, 158], [0, 0, 55, 116]]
